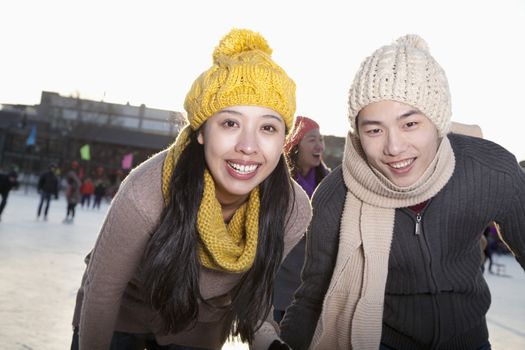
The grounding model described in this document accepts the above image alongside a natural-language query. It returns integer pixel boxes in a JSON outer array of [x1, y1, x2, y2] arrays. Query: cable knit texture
[[284, 116, 320, 153], [310, 133, 455, 349], [161, 135, 260, 272], [197, 170, 259, 272], [281, 134, 525, 350], [74, 28, 306, 350], [348, 34, 451, 136], [160, 28, 296, 272], [184, 28, 296, 132]]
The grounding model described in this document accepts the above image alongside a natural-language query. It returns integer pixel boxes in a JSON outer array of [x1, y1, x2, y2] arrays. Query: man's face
[[357, 100, 440, 187]]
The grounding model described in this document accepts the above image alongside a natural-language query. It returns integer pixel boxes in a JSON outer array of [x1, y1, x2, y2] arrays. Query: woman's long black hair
[[142, 128, 293, 343]]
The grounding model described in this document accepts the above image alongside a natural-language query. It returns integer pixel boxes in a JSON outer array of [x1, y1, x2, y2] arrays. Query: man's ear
[[197, 128, 205, 145]]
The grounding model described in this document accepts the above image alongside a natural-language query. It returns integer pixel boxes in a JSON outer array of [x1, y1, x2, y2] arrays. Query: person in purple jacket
[[273, 116, 330, 322], [284, 116, 330, 198]]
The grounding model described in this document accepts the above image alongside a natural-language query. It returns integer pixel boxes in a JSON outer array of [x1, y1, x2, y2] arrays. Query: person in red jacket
[[80, 177, 94, 208]]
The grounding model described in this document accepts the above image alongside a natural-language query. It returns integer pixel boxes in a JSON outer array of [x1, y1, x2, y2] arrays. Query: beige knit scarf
[[310, 132, 455, 350]]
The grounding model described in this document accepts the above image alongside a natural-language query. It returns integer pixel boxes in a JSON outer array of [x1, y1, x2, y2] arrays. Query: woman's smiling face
[[297, 128, 324, 175], [198, 105, 286, 203]]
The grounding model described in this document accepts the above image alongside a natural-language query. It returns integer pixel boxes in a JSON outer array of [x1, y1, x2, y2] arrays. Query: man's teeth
[[390, 159, 414, 169], [228, 162, 258, 174]]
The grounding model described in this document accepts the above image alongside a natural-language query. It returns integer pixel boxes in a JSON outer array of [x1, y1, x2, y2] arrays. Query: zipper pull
[[415, 213, 422, 235]]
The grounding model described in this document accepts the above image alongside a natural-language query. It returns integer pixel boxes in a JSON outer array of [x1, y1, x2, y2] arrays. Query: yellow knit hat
[[348, 34, 452, 137], [184, 28, 296, 133]]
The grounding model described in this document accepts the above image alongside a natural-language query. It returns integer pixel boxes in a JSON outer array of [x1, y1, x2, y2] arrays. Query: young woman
[[273, 116, 329, 322], [284, 116, 330, 197], [71, 29, 312, 350]]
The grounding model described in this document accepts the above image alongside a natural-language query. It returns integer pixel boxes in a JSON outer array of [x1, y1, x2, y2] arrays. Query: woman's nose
[[315, 140, 325, 152], [234, 129, 259, 155]]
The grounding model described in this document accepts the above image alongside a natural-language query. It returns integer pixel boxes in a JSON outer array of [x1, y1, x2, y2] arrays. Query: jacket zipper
[[414, 213, 422, 235], [413, 211, 439, 291], [412, 209, 441, 346]]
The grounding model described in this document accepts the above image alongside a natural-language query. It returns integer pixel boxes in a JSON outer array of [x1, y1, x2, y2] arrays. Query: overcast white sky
[[1, 0, 525, 161]]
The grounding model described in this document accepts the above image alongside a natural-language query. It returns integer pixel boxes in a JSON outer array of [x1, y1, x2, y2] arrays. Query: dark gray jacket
[[280, 134, 525, 350], [38, 170, 59, 197], [274, 236, 306, 311]]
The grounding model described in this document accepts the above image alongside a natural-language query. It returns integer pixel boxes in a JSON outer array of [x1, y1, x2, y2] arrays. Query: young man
[[280, 35, 525, 350], [36, 163, 59, 220]]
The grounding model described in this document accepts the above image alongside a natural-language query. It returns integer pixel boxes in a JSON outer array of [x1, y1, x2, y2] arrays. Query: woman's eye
[[262, 125, 277, 133], [406, 121, 417, 128], [367, 128, 382, 135], [223, 120, 237, 128]]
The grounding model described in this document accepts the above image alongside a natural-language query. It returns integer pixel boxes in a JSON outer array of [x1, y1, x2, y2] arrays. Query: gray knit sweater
[[280, 134, 525, 350]]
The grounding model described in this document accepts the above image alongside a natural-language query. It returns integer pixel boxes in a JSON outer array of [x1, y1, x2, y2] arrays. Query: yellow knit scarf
[[161, 127, 260, 273]]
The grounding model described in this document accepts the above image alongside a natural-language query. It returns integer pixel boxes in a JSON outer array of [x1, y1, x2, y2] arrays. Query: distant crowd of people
[[0, 161, 121, 224]]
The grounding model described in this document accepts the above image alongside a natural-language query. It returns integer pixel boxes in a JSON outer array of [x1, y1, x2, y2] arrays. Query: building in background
[[0, 91, 186, 184], [2, 92, 524, 187], [323, 135, 344, 170]]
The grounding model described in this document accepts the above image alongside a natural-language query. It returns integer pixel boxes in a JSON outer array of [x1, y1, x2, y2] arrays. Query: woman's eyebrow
[[261, 114, 284, 123], [219, 109, 243, 116]]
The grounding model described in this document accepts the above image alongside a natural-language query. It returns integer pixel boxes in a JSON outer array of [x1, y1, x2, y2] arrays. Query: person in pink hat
[[273, 116, 330, 323], [284, 116, 330, 198]]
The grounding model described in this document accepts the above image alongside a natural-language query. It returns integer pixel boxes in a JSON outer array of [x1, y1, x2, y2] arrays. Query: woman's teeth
[[228, 162, 258, 174]]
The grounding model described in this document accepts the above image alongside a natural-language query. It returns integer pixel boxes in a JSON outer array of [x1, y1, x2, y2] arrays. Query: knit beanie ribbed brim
[[284, 116, 320, 153]]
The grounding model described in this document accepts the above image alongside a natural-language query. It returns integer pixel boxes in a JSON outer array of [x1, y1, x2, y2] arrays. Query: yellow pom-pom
[[395, 34, 429, 51], [213, 28, 272, 63]]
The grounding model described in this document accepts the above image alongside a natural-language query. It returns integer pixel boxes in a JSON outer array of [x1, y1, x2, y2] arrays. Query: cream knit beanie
[[348, 34, 451, 137]]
